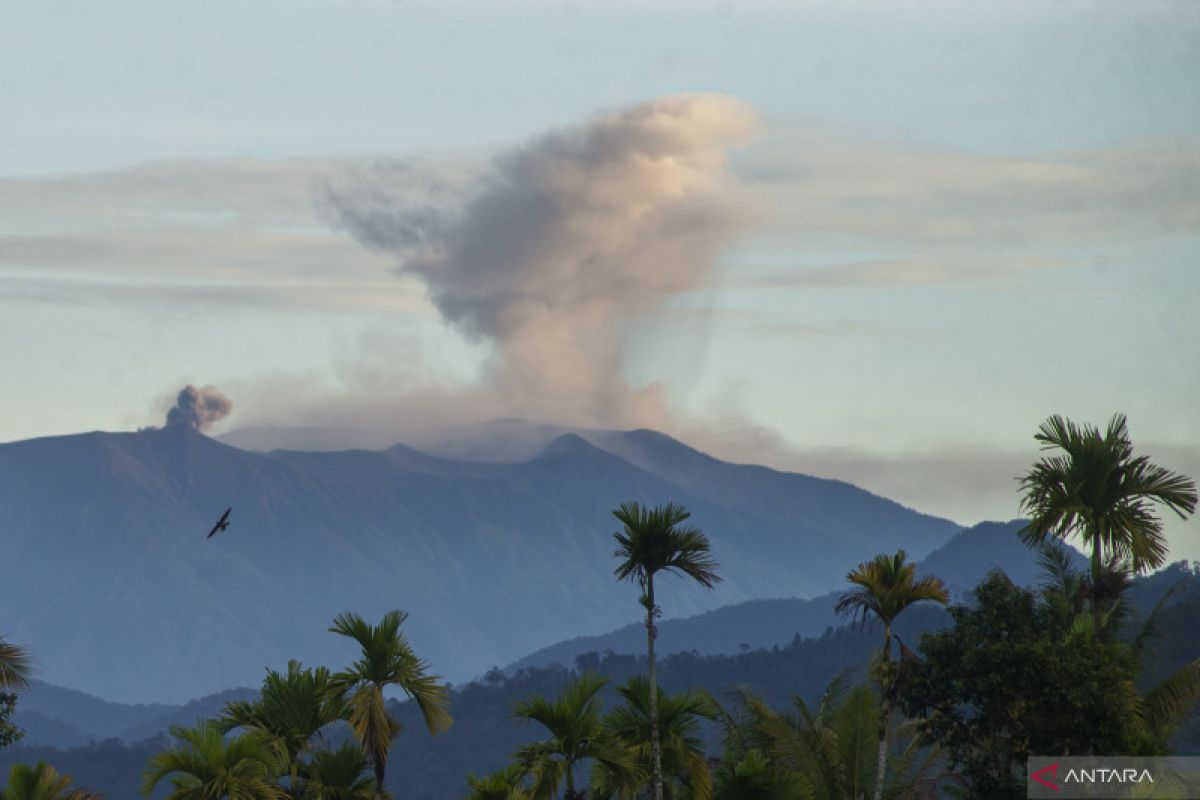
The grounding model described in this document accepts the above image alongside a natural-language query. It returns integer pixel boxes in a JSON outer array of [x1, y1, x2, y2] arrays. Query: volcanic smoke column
[[165, 385, 233, 432], [328, 93, 756, 426]]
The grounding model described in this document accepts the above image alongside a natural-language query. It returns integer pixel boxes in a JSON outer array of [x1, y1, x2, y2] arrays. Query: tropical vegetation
[[1018, 413, 1197, 623], [0, 639, 31, 750], [612, 502, 720, 800], [834, 550, 947, 800], [1, 761, 101, 800]]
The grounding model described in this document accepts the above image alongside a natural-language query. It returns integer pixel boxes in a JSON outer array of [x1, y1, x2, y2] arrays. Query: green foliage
[[719, 676, 933, 800], [1018, 414, 1197, 577], [611, 503, 721, 592], [0, 695, 22, 751], [0, 638, 31, 751], [898, 572, 1145, 799], [613, 501, 722, 800], [1, 761, 100, 800], [301, 743, 377, 800], [835, 551, 949, 633], [510, 673, 638, 799], [466, 764, 531, 800], [140, 720, 286, 799], [328, 610, 452, 791], [0, 641, 31, 693], [1140, 658, 1200, 751], [591, 676, 719, 799], [712, 749, 811, 800], [835, 550, 947, 800], [217, 660, 344, 796]]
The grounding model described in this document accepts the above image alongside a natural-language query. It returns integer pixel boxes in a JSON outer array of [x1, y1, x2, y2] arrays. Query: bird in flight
[[206, 507, 232, 539]]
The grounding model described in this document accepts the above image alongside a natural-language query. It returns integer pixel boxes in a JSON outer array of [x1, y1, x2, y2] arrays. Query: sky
[[2, 0, 1198, 556]]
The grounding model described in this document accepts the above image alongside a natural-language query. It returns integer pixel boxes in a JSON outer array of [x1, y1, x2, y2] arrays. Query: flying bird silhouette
[[206, 507, 232, 539]]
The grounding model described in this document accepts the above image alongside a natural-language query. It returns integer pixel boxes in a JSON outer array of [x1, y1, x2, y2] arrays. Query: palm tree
[[593, 676, 719, 799], [141, 720, 285, 799], [724, 678, 935, 800], [711, 749, 809, 800], [0, 638, 31, 691], [465, 764, 531, 800], [327, 610, 452, 796], [302, 743, 377, 800], [1, 762, 101, 800], [612, 501, 720, 800], [835, 550, 947, 800], [1035, 542, 1135, 640], [511, 673, 638, 799], [1035, 545, 1200, 754], [1018, 414, 1197, 605], [218, 660, 343, 797]]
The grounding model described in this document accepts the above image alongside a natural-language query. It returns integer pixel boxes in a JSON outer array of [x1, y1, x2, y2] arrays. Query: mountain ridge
[[0, 423, 959, 702]]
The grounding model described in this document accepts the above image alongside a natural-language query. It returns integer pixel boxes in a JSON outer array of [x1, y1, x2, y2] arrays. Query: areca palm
[[712, 749, 810, 800], [302, 743, 376, 800], [1036, 543, 1136, 640], [218, 661, 343, 797], [0, 638, 30, 750], [835, 550, 947, 800], [1035, 546, 1200, 753], [1018, 414, 1197, 592], [612, 502, 720, 800], [328, 610, 451, 796], [512, 673, 639, 799], [1, 762, 101, 800], [141, 720, 285, 799], [466, 764, 532, 800], [725, 678, 934, 800], [593, 676, 719, 799], [0, 638, 31, 691]]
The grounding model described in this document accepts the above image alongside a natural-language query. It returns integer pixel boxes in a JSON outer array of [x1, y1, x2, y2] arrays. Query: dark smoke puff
[[165, 385, 233, 432]]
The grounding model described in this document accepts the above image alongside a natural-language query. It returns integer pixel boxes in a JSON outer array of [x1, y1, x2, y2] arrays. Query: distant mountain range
[[507, 520, 1086, 672], [7, 517, 1076, 747], [12, 682, 254, 749], [0, 422, 958, 702]]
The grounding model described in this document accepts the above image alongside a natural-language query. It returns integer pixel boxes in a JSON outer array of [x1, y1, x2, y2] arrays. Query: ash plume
[[327, 94, 755, 426], [165, 385, 233, 432]]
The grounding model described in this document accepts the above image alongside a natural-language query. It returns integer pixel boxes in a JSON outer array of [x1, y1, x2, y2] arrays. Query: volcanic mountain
[[0, 424, 958, 702]]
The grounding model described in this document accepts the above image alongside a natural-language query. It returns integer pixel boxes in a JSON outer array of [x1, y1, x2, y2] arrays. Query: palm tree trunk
[[873, 625, 892, 800], [373, 737, 387, 799], [1090, 529, 1103, 633], [647, 575, 665, 800]]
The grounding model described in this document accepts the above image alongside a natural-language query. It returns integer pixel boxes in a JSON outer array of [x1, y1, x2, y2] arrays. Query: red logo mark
[[1032, 763, 1061, 791]]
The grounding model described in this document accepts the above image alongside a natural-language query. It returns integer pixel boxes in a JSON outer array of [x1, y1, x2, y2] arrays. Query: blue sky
[[2, 0, 1198, 554]]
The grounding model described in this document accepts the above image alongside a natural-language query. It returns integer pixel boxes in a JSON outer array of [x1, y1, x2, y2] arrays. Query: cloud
[[0, 157, 474, 314], [728, 128, 1200, 288], [326, 93, 756, 426], [165, 385, 233, 432], [739, 254, 1083, 290], [0, 274, 431, 314]]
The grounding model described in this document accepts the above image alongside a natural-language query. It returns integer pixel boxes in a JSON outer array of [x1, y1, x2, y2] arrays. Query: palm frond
[[612, 501, 721, 588], [1019, 414, 1197, 578], [1142, 658, 1200, 736], [1132, 579, 1188, 656], [0, 638, 32, 691]]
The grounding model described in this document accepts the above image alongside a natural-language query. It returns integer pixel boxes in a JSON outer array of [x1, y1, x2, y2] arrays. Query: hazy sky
[[2, 1, 1198, 554]]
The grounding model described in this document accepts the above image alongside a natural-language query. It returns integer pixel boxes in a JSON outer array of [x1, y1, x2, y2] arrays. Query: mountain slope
[[507, 520, 1087, 671], [0, 425, 958, 702]]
